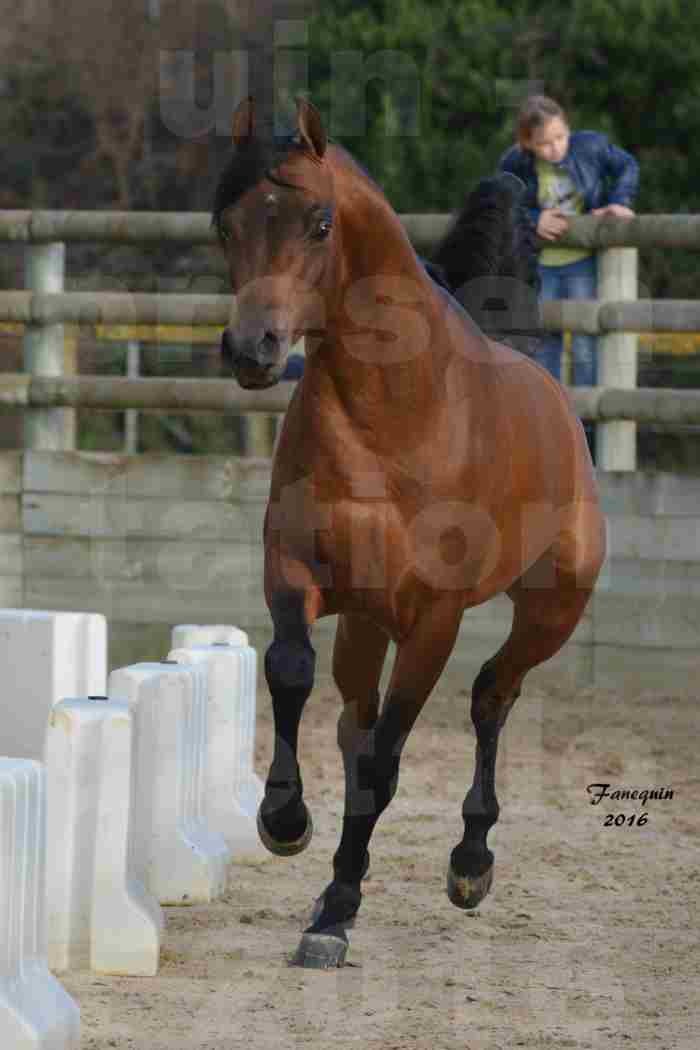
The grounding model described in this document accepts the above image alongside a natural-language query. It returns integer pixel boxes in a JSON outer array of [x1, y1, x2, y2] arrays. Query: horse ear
[[295, 97, 327, 159], [232, 96, 256, 148]]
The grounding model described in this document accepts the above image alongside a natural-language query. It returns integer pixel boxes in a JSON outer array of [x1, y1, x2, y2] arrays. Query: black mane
[[431, 174, 542, 356]]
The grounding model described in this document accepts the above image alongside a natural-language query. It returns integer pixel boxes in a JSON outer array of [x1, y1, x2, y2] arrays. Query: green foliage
[[0, 62, 92, 206], [307, 0, 700, 211], [3, 0, 697, 457], [4, 1, 700, 227], [307, 0, 700, 294], [308, 0, 524, 209]]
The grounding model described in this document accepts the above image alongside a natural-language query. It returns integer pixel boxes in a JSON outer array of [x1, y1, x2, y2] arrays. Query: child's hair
[[516, 95, 567, 149]]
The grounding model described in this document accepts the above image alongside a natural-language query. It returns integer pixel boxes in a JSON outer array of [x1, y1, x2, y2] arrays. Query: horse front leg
[[292, 604, 461, 969], [286, 613, 387, 969], [257, 589, 316, 856]]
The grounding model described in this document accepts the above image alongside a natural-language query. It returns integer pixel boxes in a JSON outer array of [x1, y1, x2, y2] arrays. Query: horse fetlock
[[291, 879, 361, 970], [307, 879, 362, 933], [450, 841, 495, 880], [258, 788, 313, 856], [461, 797, 500, 828], [262, 776, 302, 815]]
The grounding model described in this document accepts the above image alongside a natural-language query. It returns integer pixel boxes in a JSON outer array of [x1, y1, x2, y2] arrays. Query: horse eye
[[314, 218, 332, 240]]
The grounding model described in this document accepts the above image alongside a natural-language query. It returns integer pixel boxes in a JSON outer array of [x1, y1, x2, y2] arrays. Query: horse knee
[[265, 637, 316, 695]]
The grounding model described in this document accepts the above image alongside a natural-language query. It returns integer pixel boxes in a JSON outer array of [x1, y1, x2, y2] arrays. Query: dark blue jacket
[[282, 353, 305, 380], [497, 131, 639, 226]]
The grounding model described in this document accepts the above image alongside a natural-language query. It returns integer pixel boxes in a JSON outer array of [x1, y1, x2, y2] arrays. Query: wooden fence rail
[[1, 374, 700, 425], [2, 292, 700, 333], [3, 210, 700, 468], [2, 210, 700, 250]]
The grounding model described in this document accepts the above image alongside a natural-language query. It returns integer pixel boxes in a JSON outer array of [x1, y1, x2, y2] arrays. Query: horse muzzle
[[221, 327, 289, 389]]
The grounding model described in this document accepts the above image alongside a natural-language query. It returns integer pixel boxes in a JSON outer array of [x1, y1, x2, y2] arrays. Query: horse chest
[[315, 497, 409, 597], [311, 493, 500, 636]]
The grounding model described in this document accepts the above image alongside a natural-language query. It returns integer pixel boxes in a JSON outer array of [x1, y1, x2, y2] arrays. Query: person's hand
[[537, 208, 570, 241], [591, 204, 635, 218]]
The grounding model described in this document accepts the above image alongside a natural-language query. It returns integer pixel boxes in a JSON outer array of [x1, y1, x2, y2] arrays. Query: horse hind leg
[[448, 515, 605, 909]]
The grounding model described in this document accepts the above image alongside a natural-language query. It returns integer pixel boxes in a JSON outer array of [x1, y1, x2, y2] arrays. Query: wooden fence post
[[23, 243, 75, 451], [124, 341, 140, 454], [243, 413, 274, 458], [596, 247, 638, 470]]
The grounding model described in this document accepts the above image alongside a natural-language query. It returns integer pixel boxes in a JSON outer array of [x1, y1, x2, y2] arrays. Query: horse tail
[[430, 172, 542, 356]]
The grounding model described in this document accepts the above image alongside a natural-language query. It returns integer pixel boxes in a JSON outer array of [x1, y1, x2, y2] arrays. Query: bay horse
[[214, 97, 606, 969]]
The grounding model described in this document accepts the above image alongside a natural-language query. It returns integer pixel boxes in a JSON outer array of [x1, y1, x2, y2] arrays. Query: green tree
[[308, 0, 700, 293]]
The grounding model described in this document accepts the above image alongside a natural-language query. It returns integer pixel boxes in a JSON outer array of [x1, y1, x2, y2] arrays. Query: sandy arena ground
[[62, 679, 699, 1050]]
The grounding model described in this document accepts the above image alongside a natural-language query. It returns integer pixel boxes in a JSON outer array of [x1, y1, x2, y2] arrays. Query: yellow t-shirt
[[536, 159, 592, 267]]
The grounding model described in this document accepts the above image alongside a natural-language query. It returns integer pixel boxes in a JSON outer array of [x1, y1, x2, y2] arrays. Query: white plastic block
[[171, 623, 249, 649], [45, 699, 163, 976], [107, 663, 230, 905], [0, 610, 107, 760], [0, 758, 80, 1050], [167, 643, 264, 856]]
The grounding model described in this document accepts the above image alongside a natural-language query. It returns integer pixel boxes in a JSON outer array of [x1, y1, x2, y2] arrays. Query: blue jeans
[[538, 255, 597, 385]]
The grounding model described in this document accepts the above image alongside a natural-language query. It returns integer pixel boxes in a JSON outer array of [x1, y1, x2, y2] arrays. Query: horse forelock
[[212, 136, 314, 235]]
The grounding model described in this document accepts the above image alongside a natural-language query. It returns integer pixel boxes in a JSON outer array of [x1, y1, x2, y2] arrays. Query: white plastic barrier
[[108, 662, 230, 904], [45, 699, 163, 976], [0, 758, 80, 1050], [0, 610, 107, 760], [167, 643, 264, 856], [171, 623, 249, 649]]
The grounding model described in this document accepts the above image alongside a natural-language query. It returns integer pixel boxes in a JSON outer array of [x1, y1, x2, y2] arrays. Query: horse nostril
[[257, 330, 282, 365], [262, 331, 280, 351]]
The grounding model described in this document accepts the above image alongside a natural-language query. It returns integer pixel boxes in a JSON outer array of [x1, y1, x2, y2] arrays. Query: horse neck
[[317, 146, 449, 424]]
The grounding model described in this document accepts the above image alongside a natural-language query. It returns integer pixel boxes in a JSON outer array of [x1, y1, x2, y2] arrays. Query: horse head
[[214, 96, 333, 389]]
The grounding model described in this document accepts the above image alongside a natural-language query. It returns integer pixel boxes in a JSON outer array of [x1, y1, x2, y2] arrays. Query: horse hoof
[[290, 929, 349, 969], [257, 804, 313, 856], [446, 861, 494, 910]]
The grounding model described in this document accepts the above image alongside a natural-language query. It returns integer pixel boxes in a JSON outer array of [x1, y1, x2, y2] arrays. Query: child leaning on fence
[[497, 94, 639, 387]]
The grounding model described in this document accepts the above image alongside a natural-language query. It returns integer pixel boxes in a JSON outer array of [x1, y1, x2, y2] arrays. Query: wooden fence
[[0, 209, 699, 687], [1, 373, 700, 424], [2, 209, 700, 469], [0, 205, 696, 688]]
